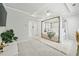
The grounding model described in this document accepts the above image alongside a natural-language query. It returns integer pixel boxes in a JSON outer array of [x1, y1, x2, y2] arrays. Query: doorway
[[28, 21, 38, 38]]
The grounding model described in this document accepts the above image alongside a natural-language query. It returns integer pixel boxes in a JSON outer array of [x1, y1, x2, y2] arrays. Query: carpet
[[17, 39, 65, 56]]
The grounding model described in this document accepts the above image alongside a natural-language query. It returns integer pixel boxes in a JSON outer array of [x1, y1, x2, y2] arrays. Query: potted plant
[[0, 29, 18, 44], [47, 32, 55, 39]]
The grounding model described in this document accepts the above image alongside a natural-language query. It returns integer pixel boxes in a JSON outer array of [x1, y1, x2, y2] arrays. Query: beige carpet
[[18, 39, 65, 56]]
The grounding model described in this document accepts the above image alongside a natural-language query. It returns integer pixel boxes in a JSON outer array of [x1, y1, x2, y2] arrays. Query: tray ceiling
[[4, 3, 79, 19]]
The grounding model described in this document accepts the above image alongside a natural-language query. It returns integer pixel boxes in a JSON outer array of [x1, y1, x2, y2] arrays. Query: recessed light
[[72, 3, 76, 6], [46, 10, 51, 16], [31, 14, 36, 17], [46, 12, 51, 16]]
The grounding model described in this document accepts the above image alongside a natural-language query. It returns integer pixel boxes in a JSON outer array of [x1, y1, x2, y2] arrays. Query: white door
[[29, 21, 38, 38]]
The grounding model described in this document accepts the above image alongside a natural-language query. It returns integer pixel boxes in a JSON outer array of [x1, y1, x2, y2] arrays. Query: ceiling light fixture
[[72, 3, 76, 6], [46, 10, 51, 16], [31, 14, 36, 17]]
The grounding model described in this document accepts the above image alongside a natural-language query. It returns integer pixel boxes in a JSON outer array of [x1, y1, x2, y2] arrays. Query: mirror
[[41, 16, 60, 43]]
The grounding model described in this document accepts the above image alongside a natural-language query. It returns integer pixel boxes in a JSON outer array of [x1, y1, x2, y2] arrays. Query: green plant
[[0, 29, 18, 43], [47, 32, 55, 39]]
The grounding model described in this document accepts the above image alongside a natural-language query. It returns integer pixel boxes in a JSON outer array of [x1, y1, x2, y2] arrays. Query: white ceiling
[[5, 3, 46, 14], [4, 3, 79, 19], [66, 3, 79, 15]]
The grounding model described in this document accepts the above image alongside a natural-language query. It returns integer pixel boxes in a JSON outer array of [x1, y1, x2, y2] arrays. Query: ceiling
[[66, 3, 79, 15], [5, 3, 45, 15], [4, 3, 79, 19]]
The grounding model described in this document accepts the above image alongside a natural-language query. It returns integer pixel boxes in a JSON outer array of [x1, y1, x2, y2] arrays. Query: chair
[[76, 32, 79, 46], [76, 32, 79, 55]]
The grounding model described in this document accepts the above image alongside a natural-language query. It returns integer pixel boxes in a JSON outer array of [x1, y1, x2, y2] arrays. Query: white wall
[[28, 20, 40, 38], [58, 16, 78, 55], [67, 15, 79, 41], [67, 15, 79, 52], [4, 5, 38, 42], [62, 15, 79, 55]]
